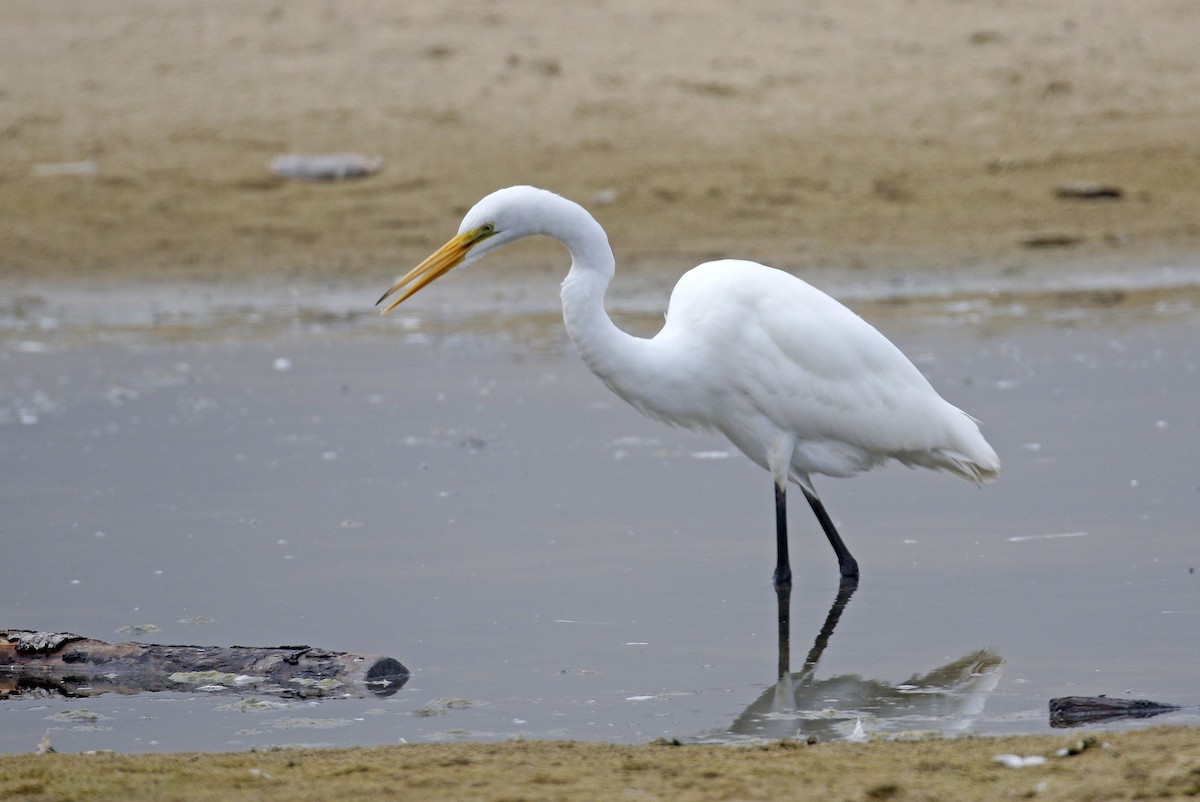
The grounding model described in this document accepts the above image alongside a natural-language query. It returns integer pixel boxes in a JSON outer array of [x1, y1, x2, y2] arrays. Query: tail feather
[[901, 409, 1000, 484], [900, 446, 999, 484], [945, 406, 1000, 483], [942, 419, 1000, 483], [943, 449, 1000, 484]]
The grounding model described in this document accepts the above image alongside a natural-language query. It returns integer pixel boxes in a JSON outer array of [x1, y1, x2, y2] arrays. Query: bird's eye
[[480, 223, 496, 234]]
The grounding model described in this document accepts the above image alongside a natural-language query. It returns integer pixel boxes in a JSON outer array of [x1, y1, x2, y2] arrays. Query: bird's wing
[[665, 261, 987, 477]]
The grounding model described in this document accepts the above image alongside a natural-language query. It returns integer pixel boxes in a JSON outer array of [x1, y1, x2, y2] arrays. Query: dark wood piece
[[0, 629, 408, 700], [1049, 695, 1180, 728]]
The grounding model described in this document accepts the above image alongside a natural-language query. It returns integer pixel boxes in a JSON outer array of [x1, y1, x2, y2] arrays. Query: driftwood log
[[0, 629, 408, 700], [1049, 696, 1180, 728]]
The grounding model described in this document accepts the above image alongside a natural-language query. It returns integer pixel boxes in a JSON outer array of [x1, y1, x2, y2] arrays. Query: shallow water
[[1, 280, 1198, 752]]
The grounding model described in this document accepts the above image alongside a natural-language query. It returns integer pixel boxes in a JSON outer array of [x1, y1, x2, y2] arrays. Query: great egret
[[377, 186, 999, 585]]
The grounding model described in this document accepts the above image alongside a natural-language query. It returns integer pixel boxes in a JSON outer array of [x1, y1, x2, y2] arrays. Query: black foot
[[773, 566, 793, 589], [839, 557, 860, 580]]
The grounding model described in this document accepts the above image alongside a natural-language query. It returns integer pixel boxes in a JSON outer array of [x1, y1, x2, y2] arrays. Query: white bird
[[378, 186, 999, 585]]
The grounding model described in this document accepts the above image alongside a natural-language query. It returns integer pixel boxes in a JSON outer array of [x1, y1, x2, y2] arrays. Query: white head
[[377, 186, 573, 313]]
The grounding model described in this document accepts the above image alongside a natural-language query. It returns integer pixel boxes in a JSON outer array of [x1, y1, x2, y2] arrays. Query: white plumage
[[378, 186, 999, 584]]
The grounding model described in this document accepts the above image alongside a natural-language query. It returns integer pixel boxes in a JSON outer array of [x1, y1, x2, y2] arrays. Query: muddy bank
[[2, 728, 1200, 801]]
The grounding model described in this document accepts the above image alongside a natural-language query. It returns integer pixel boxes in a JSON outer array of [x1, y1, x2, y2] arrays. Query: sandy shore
[[2, 728, 1200, 801], [3, 0, 1199, 288]]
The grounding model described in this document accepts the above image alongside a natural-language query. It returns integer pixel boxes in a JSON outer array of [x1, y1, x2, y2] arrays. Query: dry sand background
[[3, 0, 1199, 286]]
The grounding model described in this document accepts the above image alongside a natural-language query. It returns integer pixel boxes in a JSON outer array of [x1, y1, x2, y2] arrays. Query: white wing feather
[[653, 260, 999, 484]]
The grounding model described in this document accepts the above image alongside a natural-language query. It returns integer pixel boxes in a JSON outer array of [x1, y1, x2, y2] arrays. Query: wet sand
[[3, 728, 1200, 801], [3, 0, 1200, 795]]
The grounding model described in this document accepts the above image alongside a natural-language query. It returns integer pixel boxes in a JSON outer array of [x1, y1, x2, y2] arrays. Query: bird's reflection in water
[[727, 579, 1003, 742]]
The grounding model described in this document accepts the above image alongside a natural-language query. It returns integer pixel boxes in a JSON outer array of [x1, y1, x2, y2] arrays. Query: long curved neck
[[551, 203, 651, 394]]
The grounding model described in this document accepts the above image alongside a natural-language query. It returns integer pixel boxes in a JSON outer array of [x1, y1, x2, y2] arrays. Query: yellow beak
[[377, 228, 488, 313]]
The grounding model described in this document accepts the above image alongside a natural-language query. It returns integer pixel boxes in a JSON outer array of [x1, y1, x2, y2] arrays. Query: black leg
[[773, 483, 792, 588], [775, 575, 791, 679], [801, 487, 860, 579]]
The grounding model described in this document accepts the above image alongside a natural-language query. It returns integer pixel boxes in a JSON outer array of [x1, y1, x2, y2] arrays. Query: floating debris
[[1, 630, 408, 700], [45, 709, 102, 723], [216, 697, 292, 713], [116, 624, 160, 636], [1049, 696, 1181, 727], [270, 153, 382, 182], [413, 697, 478, 717]]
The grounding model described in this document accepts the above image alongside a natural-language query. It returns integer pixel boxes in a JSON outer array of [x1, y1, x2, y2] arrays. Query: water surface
[[1, 280, 1198, 752]]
